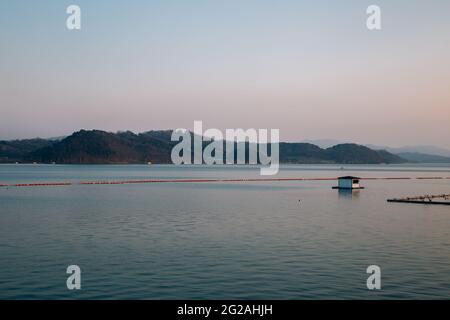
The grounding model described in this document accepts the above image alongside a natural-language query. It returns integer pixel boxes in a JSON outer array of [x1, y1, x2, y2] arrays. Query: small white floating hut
[[333, 176, 364, 190]]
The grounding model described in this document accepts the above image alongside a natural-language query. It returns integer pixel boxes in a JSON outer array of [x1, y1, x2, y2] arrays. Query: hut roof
[[338, 176, 360, 180]]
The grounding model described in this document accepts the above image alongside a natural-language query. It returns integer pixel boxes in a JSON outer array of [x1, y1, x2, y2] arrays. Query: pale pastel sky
[[1, 0, 449, 148]]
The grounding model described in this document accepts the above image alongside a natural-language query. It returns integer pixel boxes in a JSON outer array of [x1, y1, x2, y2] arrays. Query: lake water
[[0, 164, 450, 299]]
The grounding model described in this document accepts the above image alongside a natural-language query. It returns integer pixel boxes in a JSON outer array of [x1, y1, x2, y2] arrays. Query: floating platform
[[387, 194, 450, 206], [332, 176, 364, 190]]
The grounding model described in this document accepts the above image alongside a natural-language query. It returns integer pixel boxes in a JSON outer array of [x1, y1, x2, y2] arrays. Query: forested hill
[[0, 129, 406, 164]]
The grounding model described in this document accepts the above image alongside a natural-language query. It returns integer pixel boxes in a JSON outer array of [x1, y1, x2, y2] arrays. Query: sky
[[1, 0, 449, 148]]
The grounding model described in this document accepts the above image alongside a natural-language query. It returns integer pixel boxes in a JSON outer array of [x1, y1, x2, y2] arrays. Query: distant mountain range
[[302, 139, 450, 163], [1, 129, 448, 164], [365, 144, 450, 158], [395, 152, 450, 163]]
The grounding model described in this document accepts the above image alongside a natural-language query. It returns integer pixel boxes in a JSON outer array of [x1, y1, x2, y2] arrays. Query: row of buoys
[[0, 176, 449, 188]]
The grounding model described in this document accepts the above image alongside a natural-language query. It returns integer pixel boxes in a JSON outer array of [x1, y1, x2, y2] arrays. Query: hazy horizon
[[1, 0, 450, 148]]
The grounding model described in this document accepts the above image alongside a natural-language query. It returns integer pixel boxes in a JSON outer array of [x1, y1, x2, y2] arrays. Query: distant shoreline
[[2, 163, 450, 169]]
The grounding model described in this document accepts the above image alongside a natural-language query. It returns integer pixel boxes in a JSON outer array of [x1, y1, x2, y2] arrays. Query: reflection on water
[[0, 164, 450, 299], [338, 189, 361, 199]]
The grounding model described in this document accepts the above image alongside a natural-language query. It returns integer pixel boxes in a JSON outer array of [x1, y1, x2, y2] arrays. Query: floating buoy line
[[0, 176, 449, 188]]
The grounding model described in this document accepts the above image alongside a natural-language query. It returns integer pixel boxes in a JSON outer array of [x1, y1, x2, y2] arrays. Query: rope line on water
[[1, 176, 450, 188]]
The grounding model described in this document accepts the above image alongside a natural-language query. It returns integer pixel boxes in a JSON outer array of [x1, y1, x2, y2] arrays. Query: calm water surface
[[1, 164, 450, 299]]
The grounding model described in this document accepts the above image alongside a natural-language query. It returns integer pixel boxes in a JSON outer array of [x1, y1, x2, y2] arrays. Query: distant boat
[[147, 161, 152, 165]]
